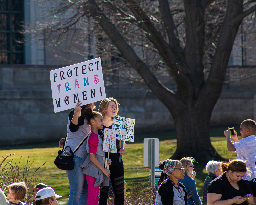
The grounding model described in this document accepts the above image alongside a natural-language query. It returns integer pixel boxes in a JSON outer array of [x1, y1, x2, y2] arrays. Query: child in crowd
[[179, 157, 201, 205], [7, 182, 27, 205], [81, 108, 111, 205], [29, 183, 49, 205], [35, 187, 61, 205], [98, 98, 125, 205], [224, 119, 256, 180]]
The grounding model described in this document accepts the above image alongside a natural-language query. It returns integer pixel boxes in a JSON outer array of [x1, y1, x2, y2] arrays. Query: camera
[[229, 127, 235, 135]]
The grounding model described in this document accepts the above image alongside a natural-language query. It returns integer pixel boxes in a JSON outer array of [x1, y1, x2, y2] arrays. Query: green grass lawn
[[0, 126, 238, 202]]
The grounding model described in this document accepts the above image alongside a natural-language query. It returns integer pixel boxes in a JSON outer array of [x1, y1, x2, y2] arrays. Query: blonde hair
[[98, 97, 119, 117], [8, 182, 27, 201], [180, 157, 195, 176]]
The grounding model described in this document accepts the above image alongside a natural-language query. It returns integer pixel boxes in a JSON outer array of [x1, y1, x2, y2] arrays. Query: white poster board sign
[[103, 116, 135, 153], [112, 116, 135, 142], [50, 58, 106, 112], [103, 128, 117, 153]]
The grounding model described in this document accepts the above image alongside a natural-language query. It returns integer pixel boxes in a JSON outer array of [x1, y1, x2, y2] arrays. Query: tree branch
[[103, 0, 135, 21], [202, 0, 243, 110], [183, 0, 205, 83], [204, 23, 222, 53], [233, 4, 256, 24], [85, 0, 178, 107], [122, 0, 190, 83], [158, 0, 182, 52], [203, 0, 216, 9], [243, 0, 256, 8]]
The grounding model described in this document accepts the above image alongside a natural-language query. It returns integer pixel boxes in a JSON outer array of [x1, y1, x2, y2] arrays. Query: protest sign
[[103, 128, 117, 153], [113, 116, 135, 142], [50, 58, 106, 112], [125, 118, 135, 142], [103, 116, 135, 154]]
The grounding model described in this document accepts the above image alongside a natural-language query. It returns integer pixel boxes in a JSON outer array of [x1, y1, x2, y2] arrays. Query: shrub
[[0, 154, 45, 204]]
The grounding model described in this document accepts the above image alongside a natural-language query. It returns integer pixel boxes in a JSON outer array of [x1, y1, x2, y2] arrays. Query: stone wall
[[0, 65, 255, 145]]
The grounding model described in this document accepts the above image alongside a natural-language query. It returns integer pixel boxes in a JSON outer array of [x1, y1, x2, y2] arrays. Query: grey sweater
[[65, 110, 91, 159]]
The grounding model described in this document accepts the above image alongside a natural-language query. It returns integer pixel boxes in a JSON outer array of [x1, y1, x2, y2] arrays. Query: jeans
[[66, 156, 88, 205]]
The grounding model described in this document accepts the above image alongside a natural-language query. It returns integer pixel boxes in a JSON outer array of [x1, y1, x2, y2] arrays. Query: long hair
[[180, 157, 195, 176], [98, 97, 119, 117]]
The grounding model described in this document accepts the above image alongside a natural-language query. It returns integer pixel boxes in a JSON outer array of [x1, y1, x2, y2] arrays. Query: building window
[[0, 0, 24, 64]]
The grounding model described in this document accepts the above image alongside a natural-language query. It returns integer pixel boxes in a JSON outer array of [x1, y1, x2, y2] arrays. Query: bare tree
[[30, 0, 256, 164]]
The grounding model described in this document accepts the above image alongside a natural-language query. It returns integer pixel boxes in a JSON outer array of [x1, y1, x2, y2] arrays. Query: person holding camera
[[224, 119, 256, 180]]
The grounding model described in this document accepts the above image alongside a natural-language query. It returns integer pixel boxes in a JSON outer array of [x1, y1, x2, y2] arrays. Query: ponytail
[[159, 160, 167, 170], [84, 107, 102, 124], [221, 163, 229, 172], [221, 160, 247, 173]]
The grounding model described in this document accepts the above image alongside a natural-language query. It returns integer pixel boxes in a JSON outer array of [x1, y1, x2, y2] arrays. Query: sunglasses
[[174, 167, 185, 171]]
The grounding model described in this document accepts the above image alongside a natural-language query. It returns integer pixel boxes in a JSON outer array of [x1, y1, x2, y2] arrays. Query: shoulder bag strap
[[73, 132, 90, 154]]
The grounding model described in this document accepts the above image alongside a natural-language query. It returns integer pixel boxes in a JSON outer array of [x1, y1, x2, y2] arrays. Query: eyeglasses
[[174, 167, 185, 171]]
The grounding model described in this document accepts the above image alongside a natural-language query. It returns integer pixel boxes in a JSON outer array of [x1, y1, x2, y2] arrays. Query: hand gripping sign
[[50, 58, 106, 113]]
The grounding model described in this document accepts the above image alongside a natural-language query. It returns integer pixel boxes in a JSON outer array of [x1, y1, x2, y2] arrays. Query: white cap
[[35, 187, 62, 201]]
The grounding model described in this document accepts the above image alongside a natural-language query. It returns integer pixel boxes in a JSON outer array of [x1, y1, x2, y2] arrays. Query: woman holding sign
[[98, 98, 125, 205], [65, 101, 94, 205]]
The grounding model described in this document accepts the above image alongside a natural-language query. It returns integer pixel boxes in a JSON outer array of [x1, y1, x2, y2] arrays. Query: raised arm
[[224, 130, 236, 151], [71, 101, 82, 125]]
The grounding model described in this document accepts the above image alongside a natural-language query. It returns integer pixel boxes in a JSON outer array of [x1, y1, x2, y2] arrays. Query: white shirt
[[234, 135, 256, 180], [155, 192, 163, 205], [155, 185, 185, 205], [173, 185, 185, 205]]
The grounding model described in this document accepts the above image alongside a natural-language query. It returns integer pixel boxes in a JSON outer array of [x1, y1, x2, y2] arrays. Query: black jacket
[[158, 178, 187, 205]]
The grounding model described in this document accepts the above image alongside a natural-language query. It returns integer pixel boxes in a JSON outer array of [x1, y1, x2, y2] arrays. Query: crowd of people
[[0, 97, 125, 205], [64, 97, 125, 205], [0, 182, 61, 205], [2, 100, 256, 205], [156, 119, 256, 205]]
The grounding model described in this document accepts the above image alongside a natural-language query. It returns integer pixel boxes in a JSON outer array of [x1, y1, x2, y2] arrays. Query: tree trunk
[[84, 0, 246, 165], [169, 99, 226, 165]]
